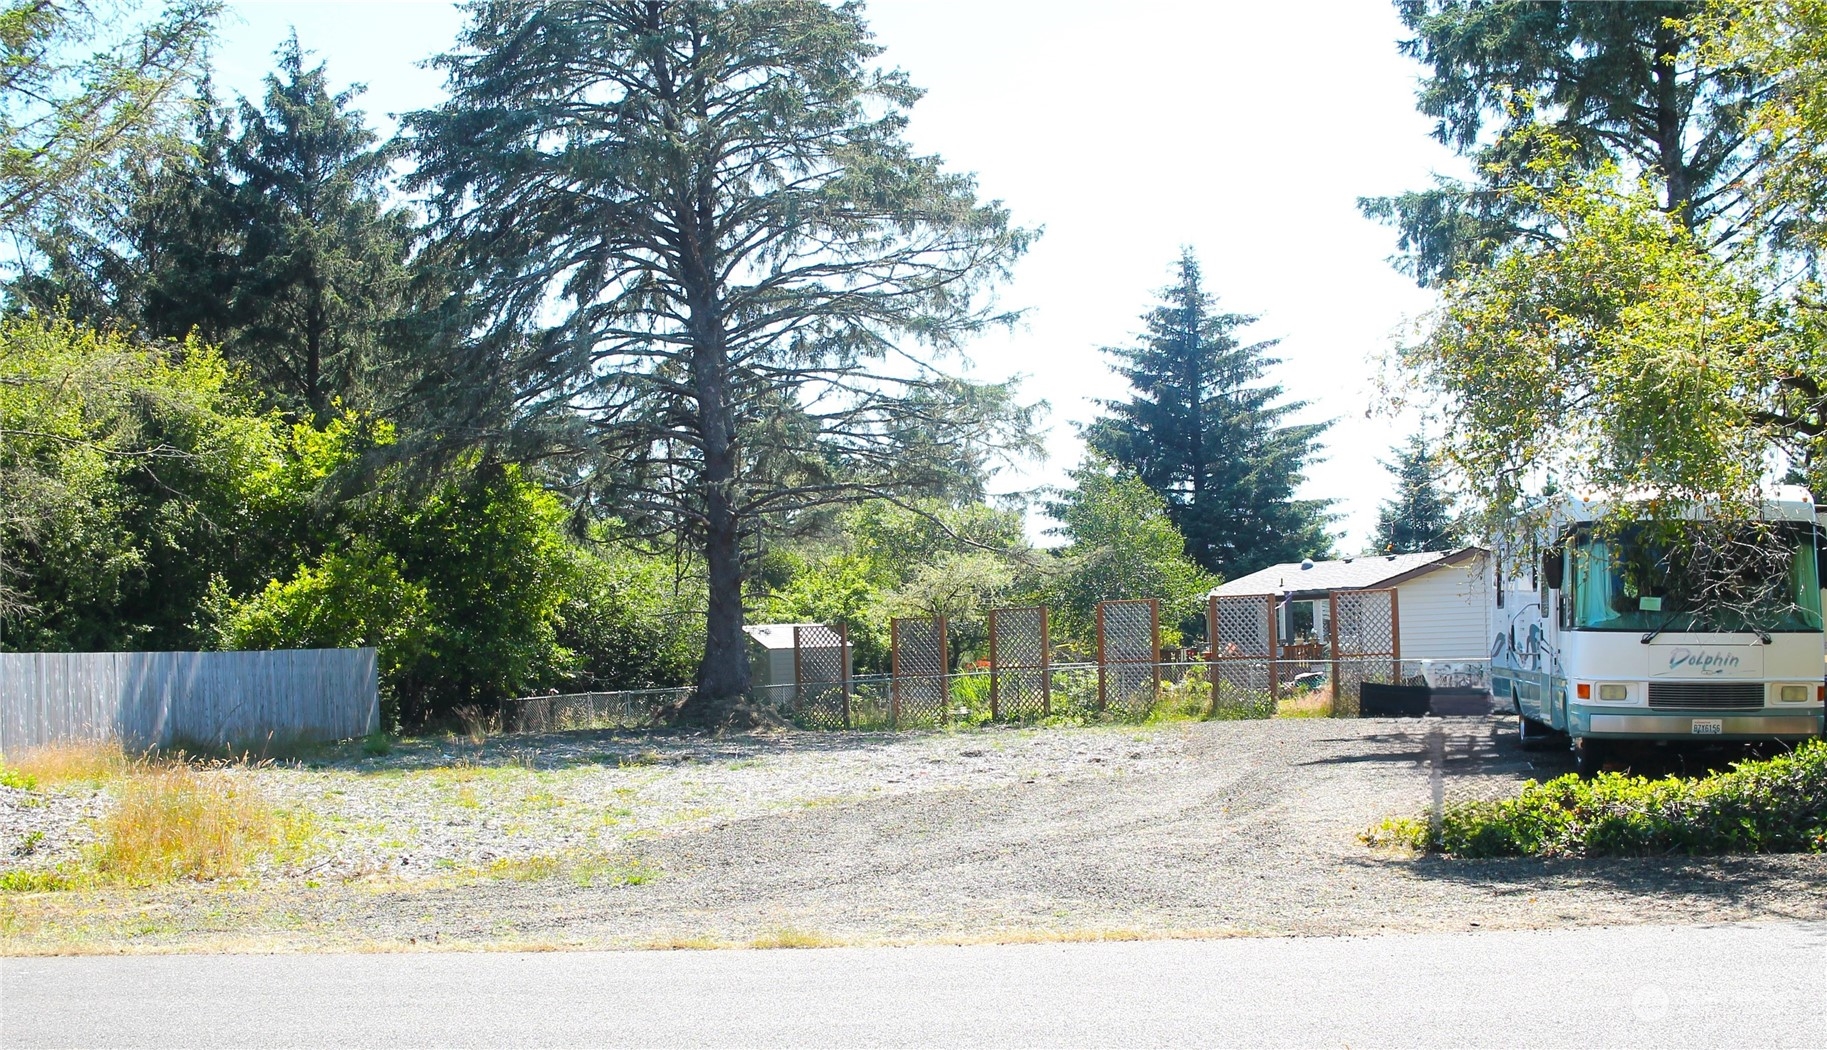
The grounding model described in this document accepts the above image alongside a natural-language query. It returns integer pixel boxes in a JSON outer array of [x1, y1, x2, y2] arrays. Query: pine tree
[[1372, 436, 1461, 553], [202, 35, 415, 419], [11, 36, 414, 422], [1085, 249, 1333, 579]]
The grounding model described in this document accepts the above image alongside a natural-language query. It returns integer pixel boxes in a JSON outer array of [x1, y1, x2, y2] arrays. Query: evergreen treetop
[[1085, 249, 1333, 579], [1372, 435, 1462, 554]]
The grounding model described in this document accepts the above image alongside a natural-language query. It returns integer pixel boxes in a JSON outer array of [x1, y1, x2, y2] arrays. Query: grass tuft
[[90, 767, 311, 883], [748, 926, 838, 949], [1275, 688, 1334, 719], [485, 855, 561, 882], [452, 705, 501, 747], [0, 870, 75, 893], [573, 856, 659, 887], [6, 742, 132, 787], [0, 764, 38, 790]]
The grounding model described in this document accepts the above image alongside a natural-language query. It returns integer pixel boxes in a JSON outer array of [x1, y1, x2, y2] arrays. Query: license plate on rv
[[1691, 719, 1723, 735]]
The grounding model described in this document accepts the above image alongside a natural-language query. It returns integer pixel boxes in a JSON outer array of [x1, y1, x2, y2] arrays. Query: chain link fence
[[502, 658, 1494, 735]]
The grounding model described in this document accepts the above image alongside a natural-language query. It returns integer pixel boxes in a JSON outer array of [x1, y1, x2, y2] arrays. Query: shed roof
[[1210, 547, 1485, 599], [743, 623, 846, 650]]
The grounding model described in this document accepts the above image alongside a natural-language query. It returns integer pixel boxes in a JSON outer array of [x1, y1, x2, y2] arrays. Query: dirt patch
[[3, 718, 1820, 953]]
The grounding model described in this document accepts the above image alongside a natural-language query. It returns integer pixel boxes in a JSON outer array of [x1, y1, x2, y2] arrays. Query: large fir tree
[[405, 0, 1034, 724], [1085, 250, 1333, 579], [1371, 436, 1461, 553]]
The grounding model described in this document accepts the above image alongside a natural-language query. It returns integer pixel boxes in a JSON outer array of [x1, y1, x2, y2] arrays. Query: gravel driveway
[[3, 717, 1822, 953]]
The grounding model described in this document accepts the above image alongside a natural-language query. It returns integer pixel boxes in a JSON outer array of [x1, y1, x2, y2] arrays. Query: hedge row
[[1367, 740, 1827, 858]]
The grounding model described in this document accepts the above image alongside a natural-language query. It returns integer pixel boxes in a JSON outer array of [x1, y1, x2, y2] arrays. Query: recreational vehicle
[[1492, 487, 1825, 775]]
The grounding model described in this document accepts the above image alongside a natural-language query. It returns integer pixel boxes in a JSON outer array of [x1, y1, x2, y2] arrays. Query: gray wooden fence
[[0, 649, 378, 753]]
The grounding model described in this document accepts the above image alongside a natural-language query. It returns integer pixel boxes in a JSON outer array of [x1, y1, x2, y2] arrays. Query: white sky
[[213, 1, 1468, 554]]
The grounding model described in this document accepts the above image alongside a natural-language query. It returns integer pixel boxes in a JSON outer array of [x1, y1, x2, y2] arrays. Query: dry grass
[[90, 766, 310, 883], [483, 855, 562, 882], [4, 741, 134, 787], [748, 926, 840, 949], [1275, 687, 1334, 719], [924, 926, 1247, 947], [452, 705, 502, 747], [643, 935, 731, 950]]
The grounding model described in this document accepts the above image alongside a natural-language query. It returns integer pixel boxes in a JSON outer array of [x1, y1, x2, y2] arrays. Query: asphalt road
[[5, 923, 1824, 1048]]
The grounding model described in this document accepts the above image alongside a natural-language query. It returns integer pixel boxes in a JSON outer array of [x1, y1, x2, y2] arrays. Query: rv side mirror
[[1541, 550, 1564, 590]]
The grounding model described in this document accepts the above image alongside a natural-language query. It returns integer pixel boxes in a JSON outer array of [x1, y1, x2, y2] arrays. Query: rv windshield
[[1570, 523, 1823, 633]]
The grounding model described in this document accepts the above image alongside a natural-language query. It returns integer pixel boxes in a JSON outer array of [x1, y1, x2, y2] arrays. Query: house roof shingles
[[1210, 547, 1484, 598]]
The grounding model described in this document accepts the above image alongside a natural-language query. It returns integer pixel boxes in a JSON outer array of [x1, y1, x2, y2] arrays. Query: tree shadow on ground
[[317, 720, 1094, 774], [1298, 719, 1574, 781], [1345, 849, 1827, 923], [1305, 719, 1793, 780]]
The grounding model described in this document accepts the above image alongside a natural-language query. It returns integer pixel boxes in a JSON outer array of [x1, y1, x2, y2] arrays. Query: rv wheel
[[1573, 738, 1607, 778], [1516, 714, 1554, 751]]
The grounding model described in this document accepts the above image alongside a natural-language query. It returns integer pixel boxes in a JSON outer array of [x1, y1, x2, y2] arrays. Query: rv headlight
[[1780, 684, 1809, 703], [1598, 683, 1628, 702]]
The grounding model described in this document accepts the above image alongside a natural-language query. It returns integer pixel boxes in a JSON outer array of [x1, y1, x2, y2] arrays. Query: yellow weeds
[[86, 765, 312, 884], [1275, 688, 1335, 719], [3, 742, 132, 787], [748, 926, 839, 949]]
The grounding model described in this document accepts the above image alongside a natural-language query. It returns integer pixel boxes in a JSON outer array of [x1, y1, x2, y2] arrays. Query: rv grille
[[1647, 682, 1764, 710]]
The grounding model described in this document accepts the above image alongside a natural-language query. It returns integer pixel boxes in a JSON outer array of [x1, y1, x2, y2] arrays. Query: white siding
[[1394, 556, 1492, 660]]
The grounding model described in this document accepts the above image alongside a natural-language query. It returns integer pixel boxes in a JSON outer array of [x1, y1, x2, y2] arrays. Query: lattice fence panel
[[1211, 595, 1275, 658], [891, 616, 949, 728], [989, 606, 1050, 720], [1098, 599, 1159, 717], [794, 624, 851, 729], [1209, 594, 1277, 717], [1330, 588, 1399, 719]]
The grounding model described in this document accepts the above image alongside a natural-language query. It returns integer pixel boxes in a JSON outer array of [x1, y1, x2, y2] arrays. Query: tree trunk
[[1652, 23, 1694, 229], [690, 489, 752, 723], [676, 278, 756, 727]]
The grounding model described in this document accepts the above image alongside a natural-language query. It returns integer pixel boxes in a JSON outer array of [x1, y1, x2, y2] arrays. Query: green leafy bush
[[0, 765, 39, 790], [1367, 741, 1827, 857]]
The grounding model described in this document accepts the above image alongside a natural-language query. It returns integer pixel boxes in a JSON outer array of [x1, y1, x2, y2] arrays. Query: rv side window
[[1495, 553, 1505, 608]]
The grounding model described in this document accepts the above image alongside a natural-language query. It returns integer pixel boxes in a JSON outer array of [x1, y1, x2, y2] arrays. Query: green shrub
[[0, 765, 38, 790], [0, 869, 75, 893], [1367, 740, 1827, 858], [1149, 668, 1213, 722]]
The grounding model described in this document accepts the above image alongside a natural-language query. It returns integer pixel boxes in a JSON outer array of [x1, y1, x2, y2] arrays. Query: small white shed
[[1210, 547, 1493, 663], [743, 623, 853, 701]]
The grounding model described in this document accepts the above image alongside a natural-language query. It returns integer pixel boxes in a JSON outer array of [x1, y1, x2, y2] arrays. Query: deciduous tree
[[1362, 1, 1768, 286], [1042, 461, 1216, 649], [1399, 153, 1779, 522]]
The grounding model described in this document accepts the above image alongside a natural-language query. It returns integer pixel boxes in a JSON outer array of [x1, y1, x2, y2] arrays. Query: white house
[[1210, 547, 1493, 664]]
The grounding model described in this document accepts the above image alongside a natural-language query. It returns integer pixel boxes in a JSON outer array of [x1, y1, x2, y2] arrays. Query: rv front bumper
[[1579, 711, 1823, 739]]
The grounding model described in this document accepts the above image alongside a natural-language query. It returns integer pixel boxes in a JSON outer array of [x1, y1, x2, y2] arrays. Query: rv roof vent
[[1300, 559, 1314, 570]]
